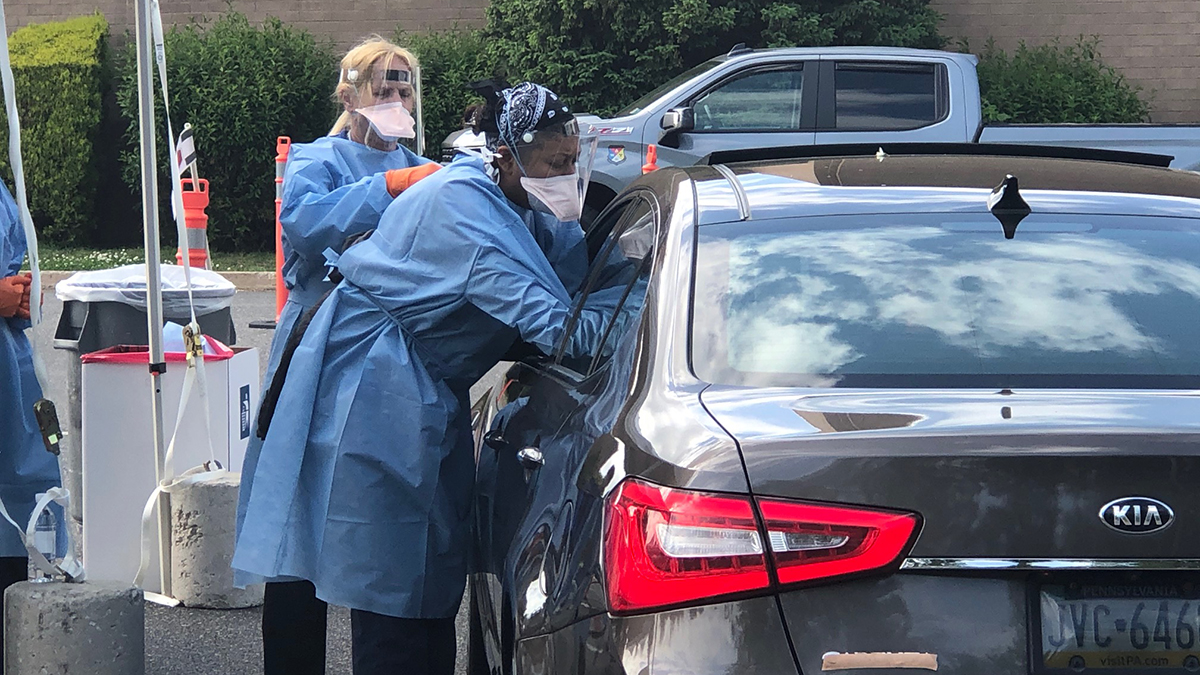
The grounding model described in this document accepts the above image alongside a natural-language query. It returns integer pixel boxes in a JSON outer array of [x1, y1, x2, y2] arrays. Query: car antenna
[[987, 174, 1031, 239], [728, 42, 752, 56]]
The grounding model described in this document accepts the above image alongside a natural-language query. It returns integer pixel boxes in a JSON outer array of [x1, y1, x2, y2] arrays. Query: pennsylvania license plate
[[1040, 582, 1200, 671]]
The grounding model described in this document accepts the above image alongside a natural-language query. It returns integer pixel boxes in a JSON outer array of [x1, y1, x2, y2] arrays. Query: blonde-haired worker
[[234, 36, 440, 675]]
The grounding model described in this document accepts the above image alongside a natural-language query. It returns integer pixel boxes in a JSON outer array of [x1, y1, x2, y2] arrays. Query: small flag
[[175, 125, 196, 175]]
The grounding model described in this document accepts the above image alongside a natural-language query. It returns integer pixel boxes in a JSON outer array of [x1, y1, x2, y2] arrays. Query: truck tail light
[[603, 478, 919, 614]]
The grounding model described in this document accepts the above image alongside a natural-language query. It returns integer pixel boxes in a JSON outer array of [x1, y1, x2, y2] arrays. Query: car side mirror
[[660, 107, 694, 131], [659, 107, 694, 149]]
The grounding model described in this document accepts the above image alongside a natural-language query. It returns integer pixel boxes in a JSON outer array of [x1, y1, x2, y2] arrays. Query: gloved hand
[[0, 274, 30, 319], [17, 272, 32, 320], [385, 163, 442, 197]]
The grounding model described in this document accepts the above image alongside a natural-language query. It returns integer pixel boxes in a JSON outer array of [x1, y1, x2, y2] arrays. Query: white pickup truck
[[444, 45, 1200, 216]]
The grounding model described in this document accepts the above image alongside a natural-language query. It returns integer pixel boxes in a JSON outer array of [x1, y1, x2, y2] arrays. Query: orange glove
[[0, 274, 29, 319], [385, 163, 442, 197]]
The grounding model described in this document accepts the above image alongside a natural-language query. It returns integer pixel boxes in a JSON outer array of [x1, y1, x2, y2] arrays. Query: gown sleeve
[[466, 241, 646, 362], [0, 183, 29, 331], [279, 150, 398, 264], [465, 240, 574, 354]]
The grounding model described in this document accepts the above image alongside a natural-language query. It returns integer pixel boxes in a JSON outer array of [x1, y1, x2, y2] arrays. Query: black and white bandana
[[493, 83, 573, 150]]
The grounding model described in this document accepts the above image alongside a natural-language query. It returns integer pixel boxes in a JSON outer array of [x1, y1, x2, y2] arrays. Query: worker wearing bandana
[[233, 82, 614, 675]]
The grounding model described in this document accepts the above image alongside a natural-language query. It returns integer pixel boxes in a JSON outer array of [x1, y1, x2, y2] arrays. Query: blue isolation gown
[[233, 155, 606, 617], [0, 183, 61, 556], [234, 135, 430, 583]]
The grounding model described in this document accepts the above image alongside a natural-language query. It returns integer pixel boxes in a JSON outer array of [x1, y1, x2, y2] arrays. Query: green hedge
[[116, 11, 338, 252], [397, 28, 493, 159], [399, 1, 944, 145], [483, 0, 945, 116], [0, 14, 107, 245], [973, 37, 1150, 123]]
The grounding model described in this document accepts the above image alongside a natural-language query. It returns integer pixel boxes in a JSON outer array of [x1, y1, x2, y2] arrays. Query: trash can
[[52, 265, 238, 559], [80, 335, 259, 593]]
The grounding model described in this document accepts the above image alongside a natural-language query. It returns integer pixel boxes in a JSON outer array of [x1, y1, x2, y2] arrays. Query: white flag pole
[[413, 64, 424, 157], [134, 0, 172, 598]]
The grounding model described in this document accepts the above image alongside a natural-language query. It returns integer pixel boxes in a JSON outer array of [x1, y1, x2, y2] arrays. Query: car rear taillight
[[757, 499, 919, 585], [603, 478, 770, 614], [603, 478, 919, 614]]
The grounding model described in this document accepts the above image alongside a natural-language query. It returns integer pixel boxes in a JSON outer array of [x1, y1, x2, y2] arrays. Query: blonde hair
[[329, 36, 419, 136]]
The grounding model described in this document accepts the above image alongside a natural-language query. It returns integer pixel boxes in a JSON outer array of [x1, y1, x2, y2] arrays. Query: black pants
[[351, 610, 455, 675], [262, 580, 328, 675], [0, 556, 25, 656]]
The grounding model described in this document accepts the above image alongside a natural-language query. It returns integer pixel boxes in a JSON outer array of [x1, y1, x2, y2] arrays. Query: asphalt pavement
[[31, 287, 480, 674]]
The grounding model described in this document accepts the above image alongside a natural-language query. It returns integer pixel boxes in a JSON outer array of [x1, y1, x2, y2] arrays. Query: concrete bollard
[[5, 580, 144, 675], [171, 472, 264, 608], [62, 365, 86, 562]]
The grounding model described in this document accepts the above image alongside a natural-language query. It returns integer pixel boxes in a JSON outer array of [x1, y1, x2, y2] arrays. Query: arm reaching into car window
[[560, 274, 649, 364], [466, 240, 648, 365]]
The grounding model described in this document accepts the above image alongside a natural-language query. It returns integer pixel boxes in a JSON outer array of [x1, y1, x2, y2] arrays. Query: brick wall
[[931, 0, 1200, 123], [6, 0, 488, 50]]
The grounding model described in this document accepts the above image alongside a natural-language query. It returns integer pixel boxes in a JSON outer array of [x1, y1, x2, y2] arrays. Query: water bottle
[[27, 505, 57, 583]]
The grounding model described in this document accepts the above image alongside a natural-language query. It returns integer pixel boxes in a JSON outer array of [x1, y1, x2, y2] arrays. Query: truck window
[[614, 59, 721, 117], [692, 67, 805, 132], [833, 63, 945, 131]]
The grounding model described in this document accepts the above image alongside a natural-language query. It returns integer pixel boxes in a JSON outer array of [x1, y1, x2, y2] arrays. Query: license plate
[[1040, 582, 1200, 671]]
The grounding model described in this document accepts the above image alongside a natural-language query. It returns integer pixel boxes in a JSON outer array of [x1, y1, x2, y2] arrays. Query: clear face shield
[[344, 56, 423, 152], [509, 118, 598, 223]]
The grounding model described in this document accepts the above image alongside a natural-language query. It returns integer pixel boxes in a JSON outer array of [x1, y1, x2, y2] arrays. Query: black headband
[[341, 66, 412, 86], [383, 69, 411, 84]]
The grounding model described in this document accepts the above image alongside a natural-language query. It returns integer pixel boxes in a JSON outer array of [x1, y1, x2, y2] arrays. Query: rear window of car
[[692, 213, 1200, 389]]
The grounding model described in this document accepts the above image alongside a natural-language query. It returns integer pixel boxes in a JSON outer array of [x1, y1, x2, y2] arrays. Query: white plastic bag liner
[[55, 264, 236, 316]]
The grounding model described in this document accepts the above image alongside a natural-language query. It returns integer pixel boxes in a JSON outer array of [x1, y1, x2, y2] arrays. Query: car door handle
[[517, 447, 544, 471], [484, 430, 508, 451]]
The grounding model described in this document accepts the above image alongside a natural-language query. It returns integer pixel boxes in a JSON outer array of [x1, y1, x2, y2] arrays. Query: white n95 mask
[[356, 102, 416, 141], [521, 174, 582, 223]]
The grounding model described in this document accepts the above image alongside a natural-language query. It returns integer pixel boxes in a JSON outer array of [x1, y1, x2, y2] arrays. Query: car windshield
[[613, 59, 722, 117], [693, 213, 1200, 389]]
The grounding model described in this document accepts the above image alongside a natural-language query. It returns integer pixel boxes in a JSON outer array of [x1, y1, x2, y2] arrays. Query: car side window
[[692, 67, 805, 132], [555, 196, 657, 376], [834, 62, 945, 130], [583, 196, 631, 261]]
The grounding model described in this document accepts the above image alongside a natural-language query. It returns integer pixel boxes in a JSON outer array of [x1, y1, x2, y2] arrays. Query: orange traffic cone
[[274, 137, 292, 322], [176, 178, 210, 269], [642, 144, 659, 174]]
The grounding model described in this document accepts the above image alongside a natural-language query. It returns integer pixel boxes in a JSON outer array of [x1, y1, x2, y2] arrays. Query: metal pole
[[134, 0, 172, 598], [414, 65, 424, 157], [274, 137, 290, 320]]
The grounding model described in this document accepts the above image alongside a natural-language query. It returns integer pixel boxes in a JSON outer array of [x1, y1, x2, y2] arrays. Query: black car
[[469, 144, 1200, 674]]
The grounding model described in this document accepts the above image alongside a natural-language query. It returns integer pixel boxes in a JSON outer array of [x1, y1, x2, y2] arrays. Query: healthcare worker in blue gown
[[234, 82, 616, 675], [234, 37, 443, 675], [0, 181, 62, 649]]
